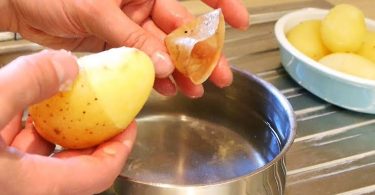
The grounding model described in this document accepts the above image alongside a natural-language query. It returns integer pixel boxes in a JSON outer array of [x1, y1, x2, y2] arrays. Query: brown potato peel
[[165, 9, 225, 84]]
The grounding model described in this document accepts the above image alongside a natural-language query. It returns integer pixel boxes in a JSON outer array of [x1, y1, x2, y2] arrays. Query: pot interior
[[120, 69, 295, 186]]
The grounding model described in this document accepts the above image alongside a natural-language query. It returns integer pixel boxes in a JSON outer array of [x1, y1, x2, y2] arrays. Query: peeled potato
[[287, 20, 330, 60], [165, 9, 225, 84], [357, 31, 375, 63], [29, 47, 155, 149], [319, 53, 375, 80], [321, 4, 366, 53]]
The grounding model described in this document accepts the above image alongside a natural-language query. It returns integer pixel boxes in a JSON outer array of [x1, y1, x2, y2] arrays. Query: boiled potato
[[321, 4, 366, 53], [287, 20, 330, 60], [29, 47, 155, 149], [357, 31, 375, 63], [319, 53, 375, 80]]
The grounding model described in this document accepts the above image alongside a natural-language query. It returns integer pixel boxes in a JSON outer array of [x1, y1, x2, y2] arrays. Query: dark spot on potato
[[46, 104, 50, 108], [63, 117, 66, 120], [89, 131, 93, 135], [81, 84, 84, 88], [60, 108, 63, 112], [102, 123, 106, 127], [184, 30, 188, 33], [82, 111, 86, 114], [70, 120, 73, 122], [49, 113, 54, 117], [54, 128, 61, 135], [95, 123, 99, 126], [87, 102, 91, 106], [43, 120, 47, 123], [75, 138, 79, 141], [62, 136, 66, 140], [94, 97, 98, 101]]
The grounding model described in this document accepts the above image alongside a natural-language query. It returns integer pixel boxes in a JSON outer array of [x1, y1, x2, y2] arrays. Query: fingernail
[[185, 88, 204, 99], [163, 86, 177, 96], [238, 25, 249, 31], [122, 140, 132, 149], [155, 79, 177, 96], [218, 79, 233, 88], [103, 146, 117, 155], [58, 79, 73, 92], [152, 51, 174, 78], [51, 50, 78, 86]]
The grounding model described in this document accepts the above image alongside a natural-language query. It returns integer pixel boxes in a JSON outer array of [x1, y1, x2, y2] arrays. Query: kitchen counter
[[1, 0, 375, 194]]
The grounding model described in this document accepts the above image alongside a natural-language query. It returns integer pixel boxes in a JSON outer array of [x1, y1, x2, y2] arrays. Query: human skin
[[3, 0, 249, 98], [0, 0, 249, 194], [0, 50, 137, 195]]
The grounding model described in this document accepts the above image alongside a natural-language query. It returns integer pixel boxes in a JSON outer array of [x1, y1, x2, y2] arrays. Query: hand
[[6, 0, 249, 98], [0, 50, 137, 195]]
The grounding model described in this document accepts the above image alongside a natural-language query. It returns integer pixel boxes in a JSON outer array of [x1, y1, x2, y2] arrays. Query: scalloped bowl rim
[[275, 8, 375, 87]]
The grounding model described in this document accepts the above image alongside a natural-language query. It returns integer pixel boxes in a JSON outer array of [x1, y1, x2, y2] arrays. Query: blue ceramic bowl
[[275, 8, 375, 114]]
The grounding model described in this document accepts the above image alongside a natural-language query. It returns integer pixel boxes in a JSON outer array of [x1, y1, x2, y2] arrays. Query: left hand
[[6, 0, 249, 98], [0, 50, 137, 195]]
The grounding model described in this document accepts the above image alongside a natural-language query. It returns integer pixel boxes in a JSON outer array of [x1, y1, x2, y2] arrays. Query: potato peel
[[165, 9, 225, 84]]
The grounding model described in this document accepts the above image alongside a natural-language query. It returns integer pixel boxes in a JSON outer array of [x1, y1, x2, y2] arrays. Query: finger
[[0, 113, 23, 145], [142, 20, 178, 96], [173, 71, 204, 98], [152, 0, 194, 33], [154, 78, 177, 96], [11, 118, 55, 156], [141, 19, 176, 78], [76, 1, 173, 78], [142, 19, 167, 42], [0, 50, 78, 129], [121, 1, 154, 25], [21, 122, 137, 195], [209, 55, 233, 88], [59, 122, 137, 194], [202, 0, 250, 30]]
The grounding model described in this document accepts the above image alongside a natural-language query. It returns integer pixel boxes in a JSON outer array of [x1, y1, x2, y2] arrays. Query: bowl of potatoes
[[275, 5, 375, 114]]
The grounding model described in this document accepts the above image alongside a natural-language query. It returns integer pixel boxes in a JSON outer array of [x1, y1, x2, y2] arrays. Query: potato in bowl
[[275, 7, 375, 114]]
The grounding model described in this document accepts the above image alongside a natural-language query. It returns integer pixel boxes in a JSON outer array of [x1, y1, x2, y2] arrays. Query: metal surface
[[104, 69, 295, 195]]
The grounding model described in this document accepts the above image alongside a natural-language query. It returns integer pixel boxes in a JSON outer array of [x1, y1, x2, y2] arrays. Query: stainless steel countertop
[[1, 1, 375, 194]]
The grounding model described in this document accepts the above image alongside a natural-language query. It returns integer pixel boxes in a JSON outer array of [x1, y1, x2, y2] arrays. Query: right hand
[[6, 0, 249, 98]]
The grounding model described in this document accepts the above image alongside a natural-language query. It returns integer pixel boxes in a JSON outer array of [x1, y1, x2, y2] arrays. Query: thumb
[[0, 50, 78, 129], [76, 1, 173, 78]]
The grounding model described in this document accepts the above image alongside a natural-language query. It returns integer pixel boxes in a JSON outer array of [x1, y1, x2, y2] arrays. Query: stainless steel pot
[[103, 68, 296, 195]]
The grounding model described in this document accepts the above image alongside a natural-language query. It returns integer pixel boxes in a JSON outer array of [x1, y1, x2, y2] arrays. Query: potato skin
[[357, 31, 375, 64], [321, 4, 366, 53], [287, 20, 330, 60], [29, 75, 117, 149], [29, 47, 155, 149]]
